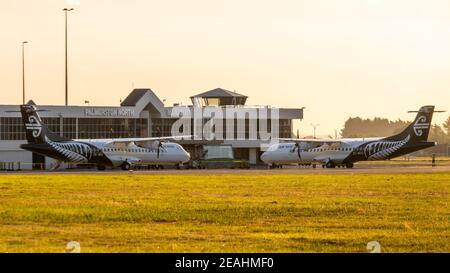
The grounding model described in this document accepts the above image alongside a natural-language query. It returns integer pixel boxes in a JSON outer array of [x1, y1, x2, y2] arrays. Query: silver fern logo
[[25, 116, 42, 138], [413, 116, 429, 136], [364, 135, 410, 160], [45, 137, 92, 163]]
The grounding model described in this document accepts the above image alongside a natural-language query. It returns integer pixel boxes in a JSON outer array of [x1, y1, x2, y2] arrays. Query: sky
[[1, 0, 450, 137]]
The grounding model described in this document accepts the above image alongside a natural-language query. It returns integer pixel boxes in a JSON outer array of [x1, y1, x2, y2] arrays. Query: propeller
[[295, 143, 302, 159], [291, 143, 302, 159], [152, 141, 164, 159], [157, 141, 163, 159]]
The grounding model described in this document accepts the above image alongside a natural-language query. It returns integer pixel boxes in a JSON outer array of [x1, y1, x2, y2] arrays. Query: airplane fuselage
[[261, 137, 435, 167], [21, 138, 190, 169]]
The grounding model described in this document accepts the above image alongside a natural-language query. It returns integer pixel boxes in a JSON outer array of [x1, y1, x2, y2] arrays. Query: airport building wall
[[0, 88, 304, 170]]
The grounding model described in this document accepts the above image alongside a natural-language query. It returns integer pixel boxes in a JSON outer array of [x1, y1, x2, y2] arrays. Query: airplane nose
[[183, 152, 191, 163], [260, 152, 268, 162]]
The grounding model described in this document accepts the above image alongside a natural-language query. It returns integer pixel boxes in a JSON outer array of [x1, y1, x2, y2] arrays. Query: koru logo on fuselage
[[413, 116, 429, 137], [25, 116, 42, 137]]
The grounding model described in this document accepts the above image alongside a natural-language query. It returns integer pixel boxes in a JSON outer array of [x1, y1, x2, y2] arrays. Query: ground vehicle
[[190, 145, 249, 169]]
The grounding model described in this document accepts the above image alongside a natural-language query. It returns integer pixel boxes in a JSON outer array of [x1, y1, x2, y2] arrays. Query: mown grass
[[0, 173, 449, 253]]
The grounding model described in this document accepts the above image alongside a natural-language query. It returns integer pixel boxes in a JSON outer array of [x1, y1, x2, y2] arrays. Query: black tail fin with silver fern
[[20, 104, 70, 144], [386, 105, 434, 143]]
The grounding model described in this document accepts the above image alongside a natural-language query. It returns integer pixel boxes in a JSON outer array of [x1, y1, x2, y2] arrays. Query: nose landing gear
[[325, 161, 336, 168], [121, 162, 131, 171]]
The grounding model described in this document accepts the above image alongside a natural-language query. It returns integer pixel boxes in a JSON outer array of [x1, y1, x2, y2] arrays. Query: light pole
[[22, 41, 28, 105], [310, 123, 320, 139], [63, 8, 74, 106]]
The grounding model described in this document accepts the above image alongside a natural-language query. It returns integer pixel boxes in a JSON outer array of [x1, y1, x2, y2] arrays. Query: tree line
[[341, 116, 450, 146]]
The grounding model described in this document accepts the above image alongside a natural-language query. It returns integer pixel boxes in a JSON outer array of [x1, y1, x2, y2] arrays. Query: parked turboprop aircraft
[[17, 104, 191, 170], [261, 106, 439, 168]]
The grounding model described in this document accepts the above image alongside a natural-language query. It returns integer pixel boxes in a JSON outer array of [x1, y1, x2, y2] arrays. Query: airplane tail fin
[[386, 105, 435, 143], [20, 104, 70, 144]]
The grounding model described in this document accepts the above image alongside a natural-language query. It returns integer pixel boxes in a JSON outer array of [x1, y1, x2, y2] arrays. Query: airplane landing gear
[[97, 165, 106, 171], [345, 162, 354, 169], [325, 161, 336, 168], [121, 162, 131, 171]]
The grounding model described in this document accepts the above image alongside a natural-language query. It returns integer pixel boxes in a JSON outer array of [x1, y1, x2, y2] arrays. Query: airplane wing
[[108, 135, 192, 144], [82, 135, 193, 146], [275, 138, 344, 144]]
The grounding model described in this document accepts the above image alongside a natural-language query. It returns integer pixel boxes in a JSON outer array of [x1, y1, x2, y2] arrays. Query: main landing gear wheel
[[325, 161, 336, 168], [121, 162, 131, 171], [97, 165, 106, 171], [345, 162, 354, 169]]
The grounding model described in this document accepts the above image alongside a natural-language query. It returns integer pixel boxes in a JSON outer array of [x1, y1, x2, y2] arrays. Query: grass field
[[0, 173, 449, 253]]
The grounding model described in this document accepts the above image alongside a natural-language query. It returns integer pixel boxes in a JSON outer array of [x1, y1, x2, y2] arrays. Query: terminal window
[[0, 117, 148, 140], [0, 118, 26, 140], [78, 118, 148, 139]]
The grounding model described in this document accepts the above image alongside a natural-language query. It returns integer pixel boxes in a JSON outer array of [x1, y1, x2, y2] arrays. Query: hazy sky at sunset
[[1, 0, 450, 136]]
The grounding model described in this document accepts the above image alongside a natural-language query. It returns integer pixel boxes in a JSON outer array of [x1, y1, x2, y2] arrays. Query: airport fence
[[0, 162, 45, 171]]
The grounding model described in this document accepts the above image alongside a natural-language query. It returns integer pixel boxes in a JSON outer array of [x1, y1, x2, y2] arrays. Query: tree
[[428, 124, 447, 144], [341, 117, 409, 138], [443, 116, 450, 136]]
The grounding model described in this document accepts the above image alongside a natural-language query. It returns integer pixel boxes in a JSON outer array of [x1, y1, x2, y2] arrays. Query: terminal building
[[0, 88, 304, 170]]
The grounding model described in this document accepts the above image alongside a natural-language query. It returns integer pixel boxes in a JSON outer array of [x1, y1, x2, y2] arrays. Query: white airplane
[[261, 106, 438, 169], [18, 105, 191, 170]]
